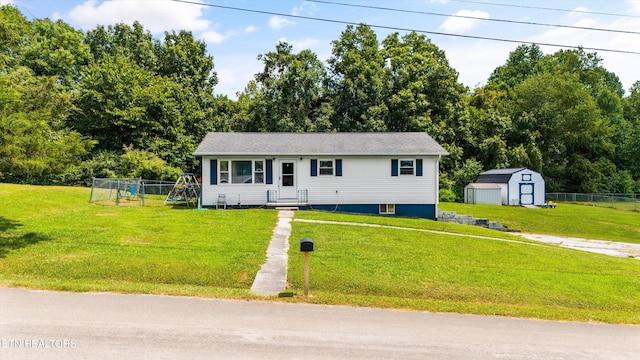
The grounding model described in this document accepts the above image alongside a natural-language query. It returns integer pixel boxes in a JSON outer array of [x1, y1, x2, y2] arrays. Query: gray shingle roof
[[475, 168, 526, 184], [193, 132, 449, 156], [480, 168, 526, 175]]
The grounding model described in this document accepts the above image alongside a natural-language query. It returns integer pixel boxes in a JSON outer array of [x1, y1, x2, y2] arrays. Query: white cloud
[[528, 12, 640, 94], [627, 0, 640, 14], [292, 2, 318, 16], [63, 0, 211, 34], [277, 37, 319, 51], [290, 38, 319, 50], [244, 25, 258, 33], [269, 15, 294, 30], [200, 30, 228, 45], [441, 40, 514, 89], [214, 53, 263, 98], [0, 0, 14, 5], [439, 10, 490, 34], [430, 0, 449, 4]]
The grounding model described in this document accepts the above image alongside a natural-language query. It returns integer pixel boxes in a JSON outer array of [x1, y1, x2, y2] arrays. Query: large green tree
[[507, 72, 615, 192], [0, 5, 29, 70], [245, 42, 331, 132], [71, 55, 195, 168], [19, 18, 90, 86], [0, 67, 93, 183], [483, 44, 637, 193], [487, 44, 550, 90], [327, 24, 388, 131], [382, 31, 467, 136], [72, 22, 219, 173]]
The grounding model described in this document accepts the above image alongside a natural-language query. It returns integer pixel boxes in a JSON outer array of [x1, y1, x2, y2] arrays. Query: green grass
[[0, 183, 278, 297], [288, 211, 640, 323], [439, 202, 640, 244], [2, 184, 640, 324]]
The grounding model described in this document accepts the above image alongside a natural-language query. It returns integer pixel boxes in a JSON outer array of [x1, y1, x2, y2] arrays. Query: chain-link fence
[[90, 178, 177, 207], [546, 193, 639, 211]]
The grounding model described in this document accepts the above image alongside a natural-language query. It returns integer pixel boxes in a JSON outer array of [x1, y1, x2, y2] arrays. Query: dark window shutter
[[311, 159, 318, 176], [391, 159, 398, 176], [336, 159, 342, 176], [210, 159, 217, 185], [266, 159, 273, 184], [416, 159, 423, 176]]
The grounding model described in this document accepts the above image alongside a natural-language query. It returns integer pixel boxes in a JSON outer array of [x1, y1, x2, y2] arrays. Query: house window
[[319, 160, 334, 175], [522, 174, 532, 181], [400, 160, 414, 175], [312, 159, 342, 176], [219, 160, 265, 184], [379, 204, 395, 214], [254, 160, 264, 184], [220, 160, 229, 183]]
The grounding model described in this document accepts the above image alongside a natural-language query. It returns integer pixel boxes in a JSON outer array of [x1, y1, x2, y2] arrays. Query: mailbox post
[[300, 238, 314, 296]]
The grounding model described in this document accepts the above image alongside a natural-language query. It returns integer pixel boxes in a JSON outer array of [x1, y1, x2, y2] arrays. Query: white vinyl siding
[[200, 155, 439, 207], [300, 157, 437, 205]]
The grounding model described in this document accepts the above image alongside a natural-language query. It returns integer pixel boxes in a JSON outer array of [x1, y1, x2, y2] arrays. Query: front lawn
[[288, 211, 640, 324], [2, 184, 639, 324], [0, 183, 278, 297]]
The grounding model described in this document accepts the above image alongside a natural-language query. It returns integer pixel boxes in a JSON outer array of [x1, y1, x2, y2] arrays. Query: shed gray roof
[[475, 168, 526, 184], [193, 132, 449, 156]]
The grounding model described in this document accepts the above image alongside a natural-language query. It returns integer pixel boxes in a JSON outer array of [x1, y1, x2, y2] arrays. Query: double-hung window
[[220, 160, 230, 183], [311, 159, 342, 176], [400, 160, 414, 175], [319, 160, 334, 175], [254, 160, 264, 183]]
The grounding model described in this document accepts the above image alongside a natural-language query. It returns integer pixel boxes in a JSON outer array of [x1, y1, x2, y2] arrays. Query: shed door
[[465, 188, 474, 204], [519, 183, 534, 205]]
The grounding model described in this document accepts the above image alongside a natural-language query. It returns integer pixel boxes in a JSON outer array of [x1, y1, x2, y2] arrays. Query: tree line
[[1, 5, 639, 200]]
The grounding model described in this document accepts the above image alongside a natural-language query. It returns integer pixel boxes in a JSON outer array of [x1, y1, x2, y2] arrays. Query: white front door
[[279, 160, 297, 200]]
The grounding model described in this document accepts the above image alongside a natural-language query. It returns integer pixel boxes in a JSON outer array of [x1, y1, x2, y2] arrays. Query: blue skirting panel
[[304, 204, 437, 220]]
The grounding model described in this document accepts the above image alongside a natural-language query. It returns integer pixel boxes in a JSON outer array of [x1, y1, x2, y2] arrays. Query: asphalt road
[[1, 287, 638, 359]]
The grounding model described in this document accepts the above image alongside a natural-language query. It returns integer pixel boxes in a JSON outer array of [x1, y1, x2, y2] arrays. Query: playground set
[[90, 173, 202, 207]]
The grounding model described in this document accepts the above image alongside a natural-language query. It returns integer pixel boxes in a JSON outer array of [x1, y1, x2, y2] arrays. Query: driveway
[[515, 233, 640, 259]]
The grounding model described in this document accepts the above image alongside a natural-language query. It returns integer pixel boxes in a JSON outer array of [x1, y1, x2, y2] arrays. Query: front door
[[279, 160, 296, 199]]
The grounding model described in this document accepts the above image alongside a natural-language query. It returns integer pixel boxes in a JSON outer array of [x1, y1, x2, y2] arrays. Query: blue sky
[[8, 0, 640, 98]]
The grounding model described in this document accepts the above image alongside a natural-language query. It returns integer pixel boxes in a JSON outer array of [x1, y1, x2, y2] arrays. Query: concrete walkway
[[250, 210, 293, 296]]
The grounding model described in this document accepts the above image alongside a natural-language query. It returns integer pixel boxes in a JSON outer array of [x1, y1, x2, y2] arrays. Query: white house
[[470, 168, 546, 206], [193, 132, 448, 219]]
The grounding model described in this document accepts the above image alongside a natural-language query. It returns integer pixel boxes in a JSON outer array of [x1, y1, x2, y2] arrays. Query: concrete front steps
[[438, 211, 518, 232]]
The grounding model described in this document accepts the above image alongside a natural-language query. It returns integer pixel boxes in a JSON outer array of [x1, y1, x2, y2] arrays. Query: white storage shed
[[473, 168, 546, 206]]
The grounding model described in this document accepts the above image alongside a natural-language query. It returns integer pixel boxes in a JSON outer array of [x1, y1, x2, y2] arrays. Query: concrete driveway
[[515, 233, 640, 259]]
